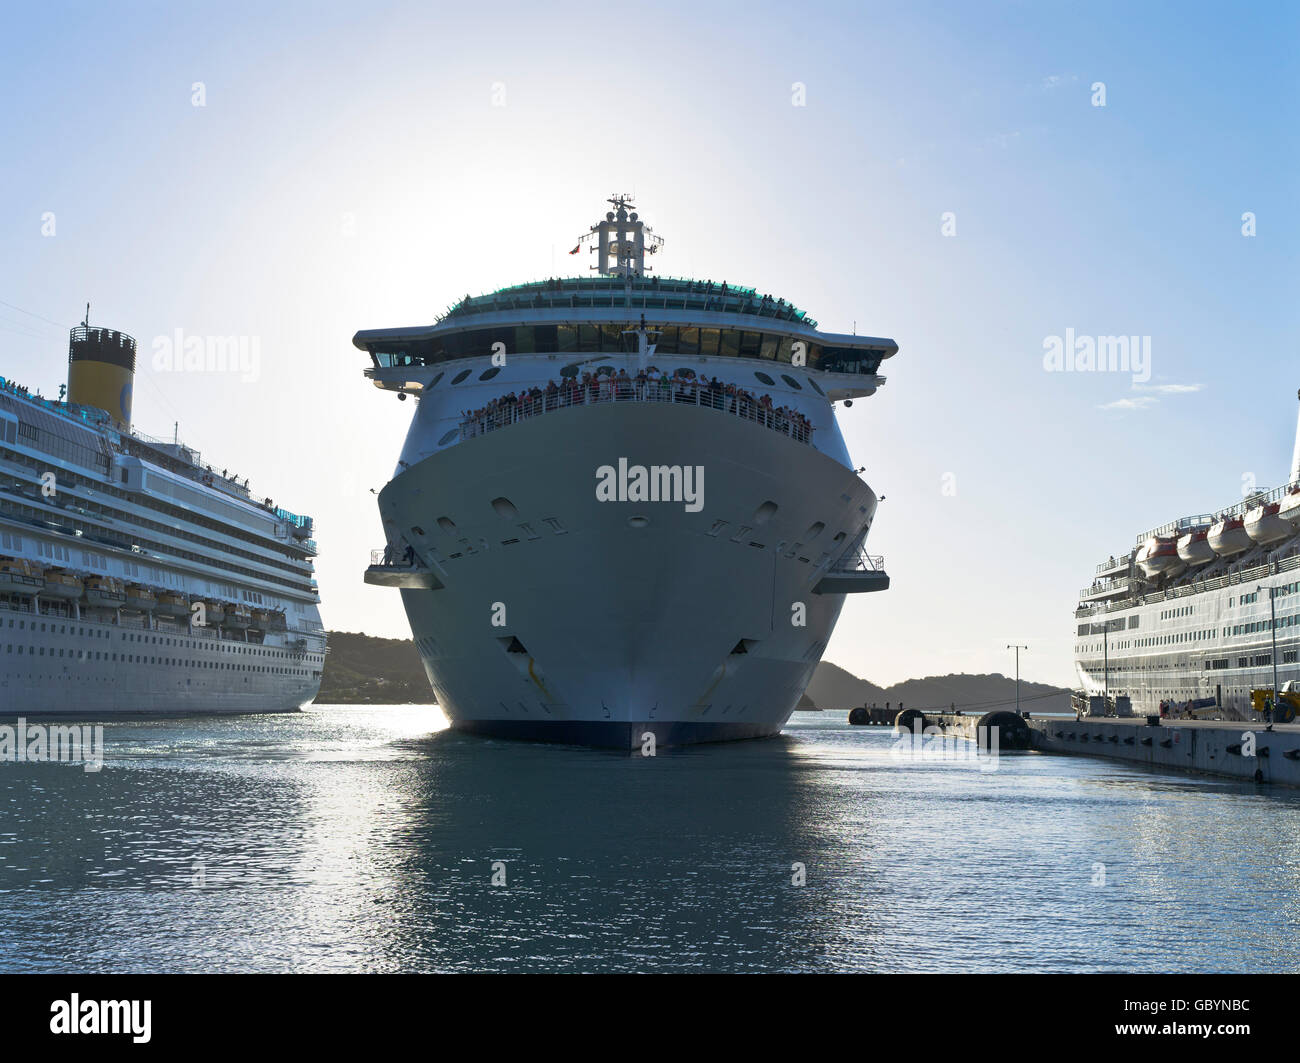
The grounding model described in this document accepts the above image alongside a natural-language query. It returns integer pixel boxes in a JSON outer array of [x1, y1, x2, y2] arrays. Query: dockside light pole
[[1007, 644, 1028, 714], [1259, 583, 1280, 700]]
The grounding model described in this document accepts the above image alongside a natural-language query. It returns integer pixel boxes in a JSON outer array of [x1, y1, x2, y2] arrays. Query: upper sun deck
[[353, 274, 897, 379], [355, 195, 898, 390], [439, 275, 820, 329]]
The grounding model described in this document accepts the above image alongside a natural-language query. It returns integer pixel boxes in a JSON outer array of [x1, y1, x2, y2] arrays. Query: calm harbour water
[[2, 705, 1299, 973]]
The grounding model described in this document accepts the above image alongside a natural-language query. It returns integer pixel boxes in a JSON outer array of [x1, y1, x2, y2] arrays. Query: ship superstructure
[[356, 197, 897, 747], [1075, 390, 1300, 718], [0, 317, 326, 714]]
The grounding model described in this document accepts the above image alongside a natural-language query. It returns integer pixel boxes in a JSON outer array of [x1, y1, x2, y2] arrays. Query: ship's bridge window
[[754, 371, 776, 386], [781, 374, 803, 390], [479, 367, 501, 381], [806, 376, 825, 396], [451, 369, 472, 385]]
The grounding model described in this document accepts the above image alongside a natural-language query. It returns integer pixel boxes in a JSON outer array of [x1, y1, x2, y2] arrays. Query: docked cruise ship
[[356, 197, 895, 747], [1075, 390, 1300, 719], [0, 318, 326, 714]]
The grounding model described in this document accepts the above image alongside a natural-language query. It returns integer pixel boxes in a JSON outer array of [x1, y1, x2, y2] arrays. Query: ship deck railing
[[459, 379, 814, 446], [1135, 482, 1300, 544], [1075, 549, 1300, 618]]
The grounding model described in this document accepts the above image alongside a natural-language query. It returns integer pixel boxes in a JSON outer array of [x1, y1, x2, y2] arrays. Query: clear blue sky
[[2, 0, 1297, 686]]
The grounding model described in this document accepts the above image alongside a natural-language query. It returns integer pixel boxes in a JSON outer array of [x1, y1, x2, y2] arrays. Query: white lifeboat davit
[[1208, 515, 1252, 557], [1176, 528, 1215, 566], [1244, 501, 1292, 546], [1279, 488, 1300, 529], [1137, 536, 1186, 578]]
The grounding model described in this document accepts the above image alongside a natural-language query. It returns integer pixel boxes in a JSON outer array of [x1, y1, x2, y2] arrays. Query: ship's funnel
[[67, 325, 135, 428], [1292, 388, 1300, 485]]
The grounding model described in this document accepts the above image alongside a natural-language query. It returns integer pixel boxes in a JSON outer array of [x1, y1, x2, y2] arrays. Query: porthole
[[781, 374, 802, 390], [806, 376, 824, 396], [451, 369, 472, 385], [754, 371, 775, 386], [436, 517, 456, 533], [479, 367, 501, 381], [428, 371, 445, 388], [752, 501, 779, 525], [803, 521, 825, 540], [628, 515, 649, 528], [491, 497, 518, 520]]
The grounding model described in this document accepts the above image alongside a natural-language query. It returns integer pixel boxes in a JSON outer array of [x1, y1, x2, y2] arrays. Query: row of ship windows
[[2, 447, 311, 569], [371, 325, 882, 373], [1078, 612, 1300, 652], [3, 644, 315, 674], [2, 617, 323, 661], [0, 496, 310, 600], [1150, 583, 1300, 622], [1204, 653, 1299, 669], [1077, 651, 1300, 671]]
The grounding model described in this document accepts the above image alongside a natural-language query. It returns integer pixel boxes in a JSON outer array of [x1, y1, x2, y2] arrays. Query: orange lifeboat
[[1279, 488, 1300, 529], [124, 584, 157, 612], [1176, 528, 1215, 566], [1208, 515, 1251, 557], [1245, 501, 1293, 546], [84, 575, 126, 609], [155, 592, 191, 619], [1137, 536, 1185, 578], [0, 557, 43, 596], [42, 568, 84, 600]]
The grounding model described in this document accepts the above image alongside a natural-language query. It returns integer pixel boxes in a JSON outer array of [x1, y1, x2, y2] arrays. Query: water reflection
[[1, 707, 1299, 972]]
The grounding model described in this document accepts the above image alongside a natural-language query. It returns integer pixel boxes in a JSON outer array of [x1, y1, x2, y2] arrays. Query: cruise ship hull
[[381, 402, 876, 748]]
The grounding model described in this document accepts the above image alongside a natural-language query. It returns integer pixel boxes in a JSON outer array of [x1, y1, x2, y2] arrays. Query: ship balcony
[[813, 547, 889, 595], [1095, 554, 1132, 578], [1080, 577, 1133, 602], [364, 549, 443, 589], [458, 377, 814, 447]]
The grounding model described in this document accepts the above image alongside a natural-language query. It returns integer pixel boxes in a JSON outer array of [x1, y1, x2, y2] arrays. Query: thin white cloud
[[1098, 396, 1158, 411], [1136, 383, 1202, 394]]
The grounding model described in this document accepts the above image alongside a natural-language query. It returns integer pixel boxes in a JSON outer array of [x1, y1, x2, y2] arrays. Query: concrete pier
[[920, 711, 1300, 787]]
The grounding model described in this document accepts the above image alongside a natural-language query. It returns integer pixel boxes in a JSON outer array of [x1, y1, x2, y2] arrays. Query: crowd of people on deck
[[459, 369, 813, 443]]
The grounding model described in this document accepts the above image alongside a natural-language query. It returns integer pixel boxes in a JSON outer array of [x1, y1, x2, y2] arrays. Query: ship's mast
[[1291, 388, 1300, 485], [576, 194, 664, 277]]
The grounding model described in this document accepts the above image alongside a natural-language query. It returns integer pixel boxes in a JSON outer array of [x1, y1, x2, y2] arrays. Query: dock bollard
[[894, 707, 928, 734], [976, 711, 1031, 750]]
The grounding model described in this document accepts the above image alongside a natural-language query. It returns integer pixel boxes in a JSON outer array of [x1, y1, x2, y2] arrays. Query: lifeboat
[[225, 604, 252, 629], [251, 608, 274, 630], [0, 557, 43, 596], [205, 600, 227, 626], [1279, 488, 1300, 529], [42, 568, 84, 600], [124, 584, 157, 612], [1176, 529, 1215, 566], [155, 592, 191, 619], [1245, 501, 1294, 546], [1137, 536, 1185, 579], [1208, 515, 1252, 557], [84, 575, 126, 609]]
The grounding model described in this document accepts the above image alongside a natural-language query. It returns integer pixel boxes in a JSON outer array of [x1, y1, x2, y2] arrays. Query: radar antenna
[[570, 194, 664, 277]]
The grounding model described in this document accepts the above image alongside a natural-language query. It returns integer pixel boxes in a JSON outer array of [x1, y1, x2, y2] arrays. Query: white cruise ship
[[356, 197, 896, 747], [1075, 389, 1300, 719], [0, 318, 326, 714]]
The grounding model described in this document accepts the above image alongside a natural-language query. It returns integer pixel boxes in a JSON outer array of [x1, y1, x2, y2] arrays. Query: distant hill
[[317, 632, 1070, 713], [315, 631, 431, 704]]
